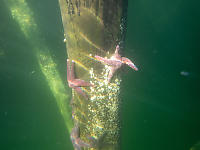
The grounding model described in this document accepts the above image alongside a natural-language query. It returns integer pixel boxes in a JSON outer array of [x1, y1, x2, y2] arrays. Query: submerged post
[[58, 0, 128, 149]]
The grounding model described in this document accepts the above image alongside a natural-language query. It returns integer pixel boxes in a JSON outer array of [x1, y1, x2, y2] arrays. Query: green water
[[0, 0, 200, 150]]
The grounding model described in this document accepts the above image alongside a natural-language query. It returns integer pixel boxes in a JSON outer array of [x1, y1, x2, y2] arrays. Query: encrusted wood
[[58, 0, 128, 149]]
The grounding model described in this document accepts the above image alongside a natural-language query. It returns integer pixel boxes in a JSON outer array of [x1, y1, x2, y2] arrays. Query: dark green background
[[0, 0, 200, 150]]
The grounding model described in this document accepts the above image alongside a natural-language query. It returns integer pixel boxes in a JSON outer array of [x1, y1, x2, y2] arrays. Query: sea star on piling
[[95, 45, 138, 82], [67, 59, 93, 99], [70, 124, 91, 150]]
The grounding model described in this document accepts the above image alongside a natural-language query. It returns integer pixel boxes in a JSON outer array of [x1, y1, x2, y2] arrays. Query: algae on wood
[[4, 0, 74, 138], [58, 0, 128, 149]]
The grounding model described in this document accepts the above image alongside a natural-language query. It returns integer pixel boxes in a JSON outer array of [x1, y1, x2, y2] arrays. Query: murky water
[[0, 0, 200, 150]]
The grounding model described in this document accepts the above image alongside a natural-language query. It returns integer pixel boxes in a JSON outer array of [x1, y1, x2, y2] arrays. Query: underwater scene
[[0, 0, 200, 150]]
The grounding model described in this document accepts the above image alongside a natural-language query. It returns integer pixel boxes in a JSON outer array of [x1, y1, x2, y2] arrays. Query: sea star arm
[[107, 67, 118, 82], [67, 59, 92, 99], [70, 125, 91, 150], [67, 59, 75, 81], [73, 87, 88, 99], [72, 79, 93, 87], [95, 55, 111, 64], [76, 138, 91, 148], [95, 55, 122, 66], [122, 57, 138, 71]]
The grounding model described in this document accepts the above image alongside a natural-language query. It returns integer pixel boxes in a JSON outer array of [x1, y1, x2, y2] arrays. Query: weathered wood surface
[[58, 0, 128, 149]]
